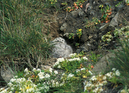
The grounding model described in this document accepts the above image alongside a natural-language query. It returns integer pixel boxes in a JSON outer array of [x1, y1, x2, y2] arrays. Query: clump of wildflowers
[[0, 67, 66, 93], [83, 68, 121, 93], [4, 76, 40, 93], [53, 53, 88, 73]]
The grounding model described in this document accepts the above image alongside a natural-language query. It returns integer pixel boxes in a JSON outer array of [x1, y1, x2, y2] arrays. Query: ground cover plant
[[0, 53, 127, 93]]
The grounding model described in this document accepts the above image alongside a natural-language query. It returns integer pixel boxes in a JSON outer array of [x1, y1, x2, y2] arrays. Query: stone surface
[[1, 66, 16, 83], [60, 23, 67, 31], [71, 8, 84, 17], [92, 47, 122, 75], [109, 12, 119, 29]]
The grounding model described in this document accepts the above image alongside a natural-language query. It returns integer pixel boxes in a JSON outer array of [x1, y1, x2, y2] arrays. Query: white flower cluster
[[76, 67, 93, 75], [67, 57, 81, 62], [0, 67, 60, 93], [84, 68, 121, 93], [50, 79, 65, 87], [69, 53, 77, 57], [53, 58, 65, 68], [49, 68, 58, 75], [0, 77, 40, 93], [67, 73, 74, 79], [53, 53, 88, 69], [69, 53, 88, 61], [60, 73, 75, 81], [76, 68, 86, 73], [38, 72, 50, 80]]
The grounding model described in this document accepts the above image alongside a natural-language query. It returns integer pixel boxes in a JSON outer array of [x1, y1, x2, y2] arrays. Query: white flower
[[45, 74, 50, 78], [15, 76, 18, 78], [0, 88, 9, 93], [32, 68, 37, 72], [67, 59, 74, 61], [8, 82, 13, 86], [57, 58, 65, 62], [107, 39, 111, 42], [98, 82, 103, 87], [67, 73, 74, 78], [88, 71, 93, 75], [54, 70, 58, 74], [0, 88, 4, 91], [90, 76, 97, 81], [26, 88, 34, 92], [105, 72, 113, 78], [67, 58, 80, 62], [53, 61, 59, 67], [16, 78, 26, 83], [38, 72, 45, 80], [83, 80, 87, 85], [37, 68, 41, 72], [84, 86, 87, 92], [112, 68, 116, 71], [99, 74, 102, 77], [83, 56, 88, 60], [21, 78, 26, 82], [55, 82, 59, 87], [76, 69, 80, 73], [53, 58, 65, 67], [60, 81, 65, 86], [10, 78, 16, 82], [49, 68, 53, 73], [93, 87, 99, 93], [24, 68, 29, 73], [115, 70, 120, 76], [102, 81, 107, 84], [74, 58, 80, 61], [81, 68, 86, 71], [57, 65, 61, 68], [69, 53, 76, 57], [103, 76, 106, 80], [99, 87, 103, 92], [85, 82, 92, 87]]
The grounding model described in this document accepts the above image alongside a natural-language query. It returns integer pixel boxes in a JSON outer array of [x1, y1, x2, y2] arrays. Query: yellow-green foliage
[[101, 32, 113, 42]]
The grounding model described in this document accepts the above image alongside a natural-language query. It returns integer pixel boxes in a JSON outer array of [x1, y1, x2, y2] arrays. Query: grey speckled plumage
[[51, 37, 73, 58]]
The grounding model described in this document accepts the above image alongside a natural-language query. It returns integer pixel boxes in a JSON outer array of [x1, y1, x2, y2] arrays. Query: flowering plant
[[76, 29, 82, 38], [64, 1, 84, 12], [84, 68, 121, 93], [99, 5, 112, 23]]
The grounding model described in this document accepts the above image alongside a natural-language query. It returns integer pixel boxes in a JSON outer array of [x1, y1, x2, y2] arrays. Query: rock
[[51, 37, 73, 58], [92, 52, 114, 75], [76, 42, 93, 53], [71, 9, 84, 18], [92, 47, 122, 75], [0, 74, 6, 87], [99, 23, 110, 31], [41, 65, 52, 70], [1, 66, 16, 83], [63, 33, 70, 38], [60, 23, 67, 31], [109, 12, 119, 30]]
